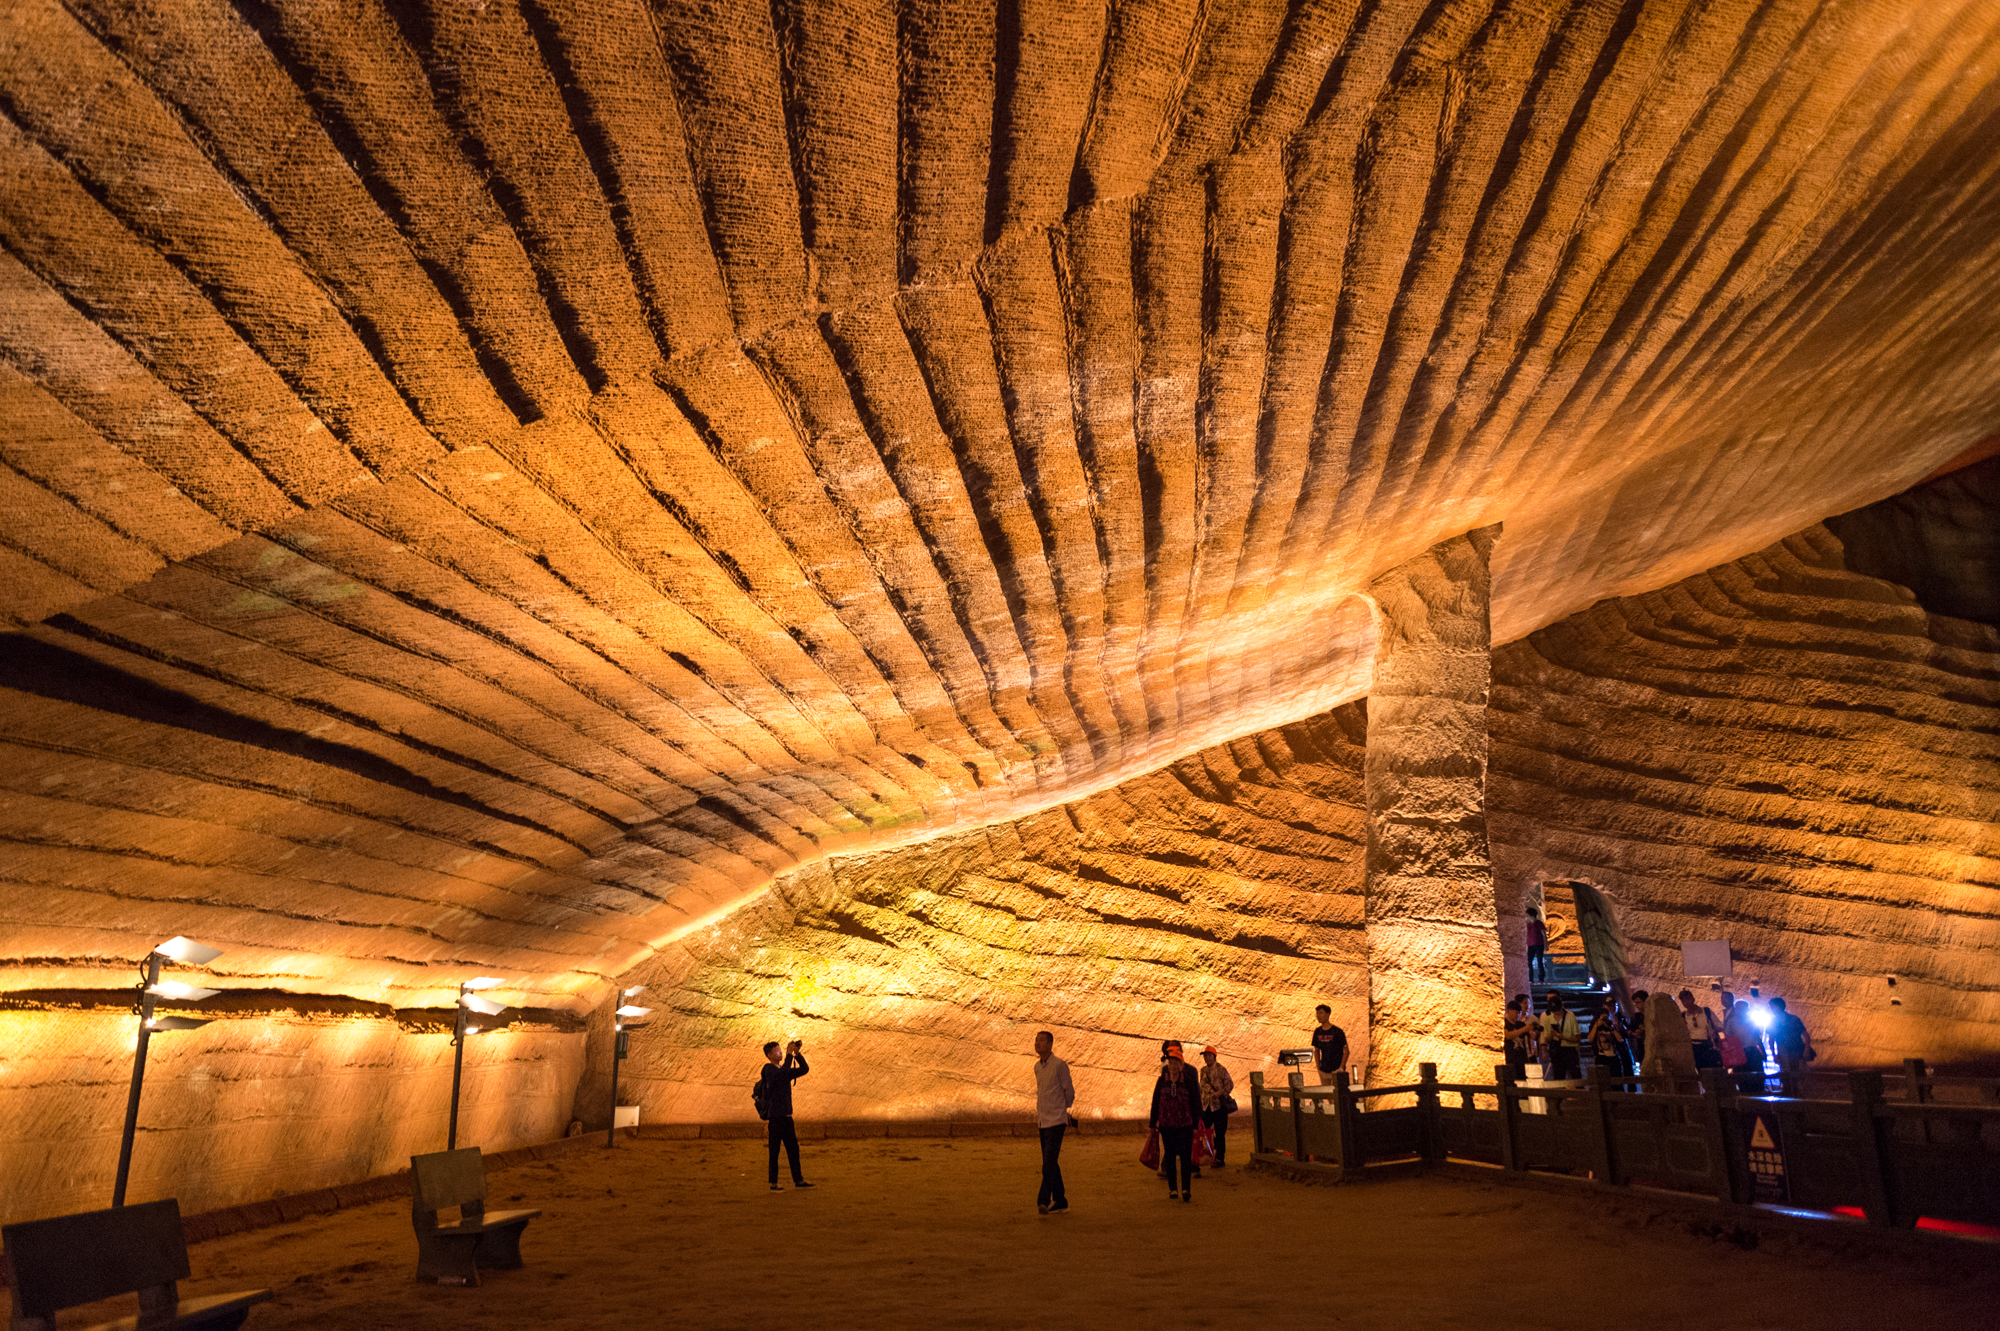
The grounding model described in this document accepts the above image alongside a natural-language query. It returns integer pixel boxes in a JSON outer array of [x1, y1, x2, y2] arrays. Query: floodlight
[[147, 980, 220, 1002], [463, 1025, 481, 1036], [154, 936, 223, 965], [1750, 1006, 1773, 1030], [615, 1004, 653, 1019], [462, 976, 507, 991], [144, 1015, 211, 1032], [621, 985, 647, 998], [458, 992, 507, 1017]]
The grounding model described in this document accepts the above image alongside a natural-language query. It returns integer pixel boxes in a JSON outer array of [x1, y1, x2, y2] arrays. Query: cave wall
[[0, 1004, 581, 1225], [596, 706, 1370, 1126], [1489, 500, 2000, 1071]]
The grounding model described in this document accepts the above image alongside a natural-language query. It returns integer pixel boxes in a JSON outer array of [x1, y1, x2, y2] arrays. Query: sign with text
[[1681, 939, 1733, 977], [1745, 1112, 1788, 1203]]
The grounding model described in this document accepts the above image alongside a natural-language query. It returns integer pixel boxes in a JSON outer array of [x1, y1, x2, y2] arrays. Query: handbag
[[1138, 1129, 1161, 1170], [1716, 1030, 1748, 1069], [1192, 1125, 1215, 1167], [1221, 1093, 1238, 1115]]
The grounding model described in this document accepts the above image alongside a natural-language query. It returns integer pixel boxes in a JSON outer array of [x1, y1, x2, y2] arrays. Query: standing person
[[1588, 1000, 1626, 1078], [758, 1039, 814, 1193], [1541, 995, 1581, 1081], [1678, 989, 1721, 1069], [1767, 998, 1815, 1096], [1625, 991, 1650, 1068], [1031, 1030, 1075, 1214], [1719, 992, 1761, 1093], [1503, 997, 1535, 1081], [1527, 909, 1549, 983], [1197, 1047, 1234, 1169], [1150, 1042, 1202, 1202], [1309, 1005, 1348, 1086]]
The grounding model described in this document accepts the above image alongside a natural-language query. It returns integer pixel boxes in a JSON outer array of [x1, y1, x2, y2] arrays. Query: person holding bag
[[1197, 1046, 1234, 1169], [1150, 1042, 1202, 1201], [1678, 989, 1723, 1069]]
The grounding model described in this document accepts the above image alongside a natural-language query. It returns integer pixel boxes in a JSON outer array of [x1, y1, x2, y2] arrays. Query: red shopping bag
[[1138, 1129, 1161, 1170], [1193, 1125, 1216, 1167]]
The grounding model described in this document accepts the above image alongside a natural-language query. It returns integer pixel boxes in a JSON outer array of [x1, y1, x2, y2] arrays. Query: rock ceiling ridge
[[2, 0, 1999, 1009]]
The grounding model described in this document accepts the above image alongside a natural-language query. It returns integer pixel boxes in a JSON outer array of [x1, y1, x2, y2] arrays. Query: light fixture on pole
[[114, 936, 224, 1207], [448, 978, 509, 1151], [607, 986, 651, 1149]]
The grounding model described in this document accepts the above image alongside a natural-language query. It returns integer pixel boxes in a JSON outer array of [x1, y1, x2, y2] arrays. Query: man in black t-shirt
[[1310, 1004, 1348, 1086], [759, 1039, 815, 1192]]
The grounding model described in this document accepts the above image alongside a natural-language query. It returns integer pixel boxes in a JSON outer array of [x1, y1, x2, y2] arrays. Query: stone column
[[1363, 526, 1504, 1089]]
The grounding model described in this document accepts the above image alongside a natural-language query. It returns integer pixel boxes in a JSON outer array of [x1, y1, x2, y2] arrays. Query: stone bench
[[2, 1198, 270, 1331], [409, 1147, 540, 1287]]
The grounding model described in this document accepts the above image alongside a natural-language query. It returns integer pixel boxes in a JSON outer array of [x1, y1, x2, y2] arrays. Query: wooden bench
[[2, 1198, 270, 1331], [409, 1148, 540, 1287]]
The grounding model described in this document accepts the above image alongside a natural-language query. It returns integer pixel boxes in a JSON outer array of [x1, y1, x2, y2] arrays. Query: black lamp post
[[607, 986, 651, 1148], [114, 936, 223, 1207], [448, 978, 508, 1151]]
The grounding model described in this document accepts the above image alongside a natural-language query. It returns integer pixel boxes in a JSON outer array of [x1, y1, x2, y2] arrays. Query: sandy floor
[[19, 1137, 1997, 1330]]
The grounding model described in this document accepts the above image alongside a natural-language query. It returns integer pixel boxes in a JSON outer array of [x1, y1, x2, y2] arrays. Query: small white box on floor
[[614, 1106, 640, 1129]]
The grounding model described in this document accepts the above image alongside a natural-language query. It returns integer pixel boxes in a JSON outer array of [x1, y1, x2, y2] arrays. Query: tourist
[[1197, 1046, 1234, 1169], [1626, 990, 1649, 1067], [1310, 1004, 1348, 1086], [1503, 996, 1534, 1080], [1588, 999, 1626, 1078], [1678, 988, 1721, 1068], [1641, 992, 1697, 1091], [1719, 991, 1761, 1093], [759, 1039, 814, 1192], [1032, 1030, 1075, 1214], [1541, 994, 1581, 1081], [1767, 998, 1815, 1095], [1527, 908, 1549, 983], [1151, 1041, 1202, 1201]]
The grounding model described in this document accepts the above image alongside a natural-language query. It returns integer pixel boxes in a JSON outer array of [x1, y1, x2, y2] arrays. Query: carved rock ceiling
[[3, 0, 1999, 1008]]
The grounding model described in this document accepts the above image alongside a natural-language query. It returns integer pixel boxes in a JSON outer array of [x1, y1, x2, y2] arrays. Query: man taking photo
[[758, 1038, 814, 1193]]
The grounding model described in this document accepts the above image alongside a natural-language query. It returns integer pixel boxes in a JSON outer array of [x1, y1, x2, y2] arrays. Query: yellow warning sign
[[1750, 1118, 1777, 1151]]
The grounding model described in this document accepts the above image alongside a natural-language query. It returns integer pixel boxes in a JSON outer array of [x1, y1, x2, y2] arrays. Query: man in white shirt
[[1032, 1030, 1076, 1214]]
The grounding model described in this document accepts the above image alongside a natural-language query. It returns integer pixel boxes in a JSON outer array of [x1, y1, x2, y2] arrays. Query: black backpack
[[752, 1072, 769, 1121]]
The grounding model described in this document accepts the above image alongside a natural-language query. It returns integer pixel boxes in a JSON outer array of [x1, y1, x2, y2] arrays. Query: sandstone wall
[[0, 1002, 582, 1224], [1489, 500, 2000, 1070], [596, 707, 1370, 1126]]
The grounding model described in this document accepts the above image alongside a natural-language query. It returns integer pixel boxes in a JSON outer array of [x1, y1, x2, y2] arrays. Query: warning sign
[[1745, 1113, 1787, 1203]]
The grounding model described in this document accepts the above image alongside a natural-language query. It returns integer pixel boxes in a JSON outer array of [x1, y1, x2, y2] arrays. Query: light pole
[[114, 936, 224, 1207], [607, 986, 651, 1148], [449, 978, 509, 1151]]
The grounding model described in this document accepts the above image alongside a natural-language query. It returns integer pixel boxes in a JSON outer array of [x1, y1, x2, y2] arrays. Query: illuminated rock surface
[[1, 0, 1998, 1219]]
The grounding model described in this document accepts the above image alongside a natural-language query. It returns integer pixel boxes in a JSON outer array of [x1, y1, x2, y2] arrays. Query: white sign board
[[614, 1105, 641, 1128], [1681, 939, 1733, 977]]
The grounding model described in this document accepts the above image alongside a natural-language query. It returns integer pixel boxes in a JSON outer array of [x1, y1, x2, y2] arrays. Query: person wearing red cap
[[1150, 1042, 1202, 1201], [1198, 1046, 1235, 1169]]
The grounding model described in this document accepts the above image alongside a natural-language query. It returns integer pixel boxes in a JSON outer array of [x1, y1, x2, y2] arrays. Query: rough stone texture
[[594, 707, 1370, 1126], [0, 1007, 581, 1224], [1364, 528, 1505, 1089], [1, 0, 1999, 1220], [1489, 475, 2000, 1071]]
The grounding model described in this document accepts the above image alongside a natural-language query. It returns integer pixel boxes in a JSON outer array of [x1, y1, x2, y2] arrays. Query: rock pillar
[[1363, 526, 1504, 1088]]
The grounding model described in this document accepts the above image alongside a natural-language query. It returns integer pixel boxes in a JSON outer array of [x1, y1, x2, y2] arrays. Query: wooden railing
[[1249, 1064, 2000, 1231]]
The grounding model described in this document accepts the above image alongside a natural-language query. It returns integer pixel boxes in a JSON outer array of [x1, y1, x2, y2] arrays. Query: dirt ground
[[19, 1137, 1998, 1330]]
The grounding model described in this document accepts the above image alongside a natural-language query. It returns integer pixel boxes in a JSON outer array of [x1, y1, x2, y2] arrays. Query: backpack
[[751, 1073, 769, 1121]]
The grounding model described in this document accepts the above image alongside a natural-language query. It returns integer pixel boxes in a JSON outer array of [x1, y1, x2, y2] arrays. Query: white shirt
[[1034, 1054, 1076, 1128]]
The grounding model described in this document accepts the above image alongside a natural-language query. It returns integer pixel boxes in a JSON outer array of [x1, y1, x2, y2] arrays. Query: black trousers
[[1160, 1126, 1195, 1193], [1550, 1045, 1582, 1080], [767, 1115, 803, 1185], [1201, 1108, 1229, 1164], [1037, 1124, 1066, 1207]]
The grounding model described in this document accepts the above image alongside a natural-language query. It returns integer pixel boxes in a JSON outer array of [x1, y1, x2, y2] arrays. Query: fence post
[[1418, 1063, 1440, 1163], [1288, 1071, 1308, 1163], [1903, 1058, 1932, 1145], [1495, 1065, 1521, 1171], [1584, 1064, 1615, 1185], [1696, 1069, 1737, 1204], [1848, 1071, 1898, 1227], [1250, 1072, 1266, 1157], [1335, 1069, 1361, 1169]]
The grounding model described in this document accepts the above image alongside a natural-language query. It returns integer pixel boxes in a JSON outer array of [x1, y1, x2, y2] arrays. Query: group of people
[[1504, 987, 1817, 1094], [761, 1014, 1336, 1211]]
